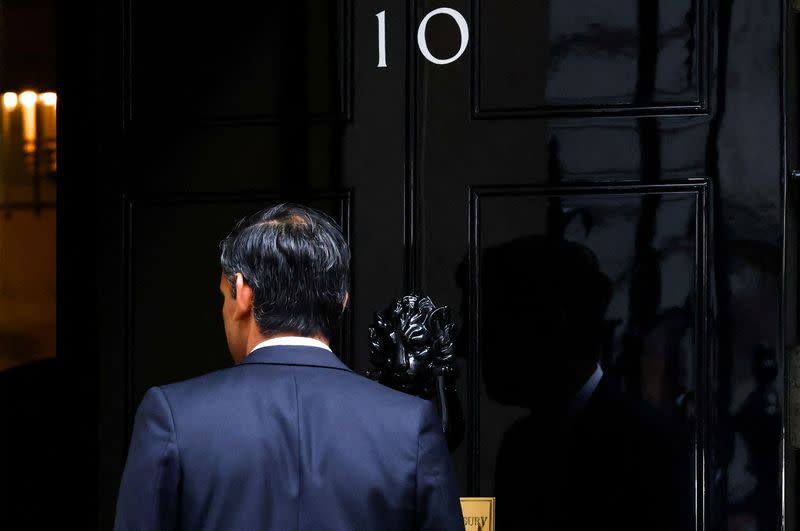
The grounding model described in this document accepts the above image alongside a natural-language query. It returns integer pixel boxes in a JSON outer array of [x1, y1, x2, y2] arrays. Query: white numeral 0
[[376, 8, 469, 68], [417, 8, 469, 65]]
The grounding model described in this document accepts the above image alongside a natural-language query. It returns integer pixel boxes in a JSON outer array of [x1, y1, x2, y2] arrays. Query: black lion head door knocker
[[367, 294, 464, 451]]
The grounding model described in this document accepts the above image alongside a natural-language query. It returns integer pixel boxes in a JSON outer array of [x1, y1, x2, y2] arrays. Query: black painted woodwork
[[3, 0, 793, 529]]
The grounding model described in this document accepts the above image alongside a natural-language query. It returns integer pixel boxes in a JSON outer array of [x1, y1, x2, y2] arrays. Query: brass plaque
[[460, 497, 495, 531]]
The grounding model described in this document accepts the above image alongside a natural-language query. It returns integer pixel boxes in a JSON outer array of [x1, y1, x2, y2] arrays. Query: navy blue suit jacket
[[113, 345, 464, 530]]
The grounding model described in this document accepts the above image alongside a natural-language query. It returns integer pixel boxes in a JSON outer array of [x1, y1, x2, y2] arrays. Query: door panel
[[128, 0, 348, 123], [472, 184, 704, 512], [475, 0, 705, 114]]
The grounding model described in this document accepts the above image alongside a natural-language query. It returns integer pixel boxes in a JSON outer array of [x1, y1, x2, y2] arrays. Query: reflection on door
[[464, 184, 703, 530]]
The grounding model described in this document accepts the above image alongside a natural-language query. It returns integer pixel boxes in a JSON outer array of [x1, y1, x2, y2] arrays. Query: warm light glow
[[39, 92, 57, 106], [20, 92, 37, 143], [19, 91, 37, 108], [3, 92, 18, 109]]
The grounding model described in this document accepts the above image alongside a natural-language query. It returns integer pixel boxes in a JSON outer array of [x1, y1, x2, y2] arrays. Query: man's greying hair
[[219, 203, 350, 340]]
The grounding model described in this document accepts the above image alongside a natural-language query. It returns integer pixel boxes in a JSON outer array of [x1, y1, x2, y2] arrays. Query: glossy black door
[[413, 2, 787, 530], [53, 0, 795, 529]]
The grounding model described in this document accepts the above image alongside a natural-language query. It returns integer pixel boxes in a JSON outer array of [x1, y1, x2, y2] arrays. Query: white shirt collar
[[249, 335, 332, 354], [567, 363, 604, 417]]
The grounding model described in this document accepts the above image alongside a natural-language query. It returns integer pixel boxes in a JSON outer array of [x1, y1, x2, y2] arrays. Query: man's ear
[[342, 291, 350, 313], [233, 273, 253, 321]]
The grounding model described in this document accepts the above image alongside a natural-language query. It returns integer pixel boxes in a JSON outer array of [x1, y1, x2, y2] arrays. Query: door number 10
[[376, 8, 469, 67]]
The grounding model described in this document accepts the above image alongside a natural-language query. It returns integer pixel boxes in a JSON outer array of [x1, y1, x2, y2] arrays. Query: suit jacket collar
[[239, 344, 352, 372]]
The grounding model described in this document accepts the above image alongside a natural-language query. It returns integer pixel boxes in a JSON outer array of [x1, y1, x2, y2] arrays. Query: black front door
[[53, 1, 794, 529]]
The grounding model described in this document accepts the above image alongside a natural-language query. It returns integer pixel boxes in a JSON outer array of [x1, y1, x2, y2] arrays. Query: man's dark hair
[[219, 203, 350, 340]]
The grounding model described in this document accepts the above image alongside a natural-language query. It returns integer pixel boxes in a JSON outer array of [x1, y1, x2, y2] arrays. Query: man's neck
[[245, 331, 330, 355]]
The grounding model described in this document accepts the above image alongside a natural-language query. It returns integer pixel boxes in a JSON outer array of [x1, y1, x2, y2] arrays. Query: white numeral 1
[[376, 10, 387, 68]]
